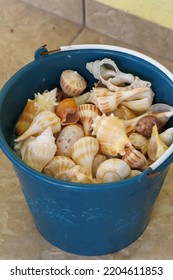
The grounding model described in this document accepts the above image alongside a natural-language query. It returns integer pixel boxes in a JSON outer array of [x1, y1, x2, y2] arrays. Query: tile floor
[[0, 0, 173, 259]]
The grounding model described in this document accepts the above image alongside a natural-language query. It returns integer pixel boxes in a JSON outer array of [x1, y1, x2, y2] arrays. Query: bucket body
[[0, 45, 173, 255]]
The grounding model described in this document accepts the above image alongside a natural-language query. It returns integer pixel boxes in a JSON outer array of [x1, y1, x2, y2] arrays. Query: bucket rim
[[0, 44, 173, 190]]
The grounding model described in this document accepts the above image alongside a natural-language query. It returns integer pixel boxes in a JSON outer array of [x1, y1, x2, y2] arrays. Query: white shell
[[129, 132, 148, 155], [23, 127, 57, 172], [15, 111, 61, 142], [71, 136, 99, 177], [159, 127, 173, 147], [122, 146, 148, 170], [96, 158, 131, 183]]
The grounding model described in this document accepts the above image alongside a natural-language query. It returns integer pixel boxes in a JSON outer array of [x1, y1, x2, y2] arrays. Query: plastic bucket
[[0, 44, 173, 256]]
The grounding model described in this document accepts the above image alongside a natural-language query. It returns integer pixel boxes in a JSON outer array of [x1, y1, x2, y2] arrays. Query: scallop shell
[[86, 58, 151, 91], [55, 98, 79, 125], [122, 146, 148, 170], [147, 125, 168, 161], [60, 70, 87, 97], [56, 124, 84, 157], [92, 153, 107, 178], [159, 127, 173, 147], [92, 114, 131, 156], [71, 136, 99, 177], [96, 158, 131, 183], [43, 156, 76, 179], [129, 132, 148, 155], [15, 111, 61, 142], [23, 127, 57, 172], [78, 104, 101, 135], [15, 88, 58, 135]]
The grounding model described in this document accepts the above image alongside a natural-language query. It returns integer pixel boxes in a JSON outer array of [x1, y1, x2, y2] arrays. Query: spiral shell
[[23, 127, 57, 172], [15, 111, 61, 142], [15, 88, 58, 135], [56, 124, 84, 157], [55, 98, 79, 125], [92, 114, 131, 156], [78, 104, 101, 135], [122, 146, 148, 170], [147, 125, 168, 161], [71, 136, 99, 177], [43, 156, 76, 179], [96, 158, 131, 183], [60, 70, 87, 97]]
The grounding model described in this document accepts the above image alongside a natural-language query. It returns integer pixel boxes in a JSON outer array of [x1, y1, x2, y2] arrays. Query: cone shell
[[23, 127, 57, 172], [96, 158, 131, 183], [71, 136, 99, 177], [78, 104, 101, 135], [92, 114, 131, 156], [43, 156, 76, 179], [122, 146, 148, 170], [56, 124, 84, 157], [55, 98, 79, 125], [15, 111, 61, 142], [60, 70, 87, 97], [147, 125, 168, 161]]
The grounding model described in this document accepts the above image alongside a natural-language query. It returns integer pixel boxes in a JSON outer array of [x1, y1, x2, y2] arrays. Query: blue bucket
[[0, 44, 173, 256]]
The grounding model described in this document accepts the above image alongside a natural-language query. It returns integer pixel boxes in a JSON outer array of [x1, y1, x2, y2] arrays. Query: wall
[[96, 0, 173, 30]]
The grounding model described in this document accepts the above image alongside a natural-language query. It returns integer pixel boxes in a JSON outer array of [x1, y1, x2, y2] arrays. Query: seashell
[[86, 58, 151, 91], [55, 98, 79, 125], [88, 87, 152, 114], [71, 136, 99, 177], [147, 103, 173, 127], [14, 136, 35, 159], [15, 111, 61, 142], [78, 104, 101, 135], [122, 87, 154, 114], [56, 124, 84, 157], [147, 125, 168, 161], [135, 115, 163, 138], [115, 104, 137, 120], [128, 170, 142, 178], [60, 70, 87, 97], [92, 153, 107, 178], [23, 127, 57, 172], [15, 88, 58, 135], [122, 146, 148, 170], [96, 158, 131, 183], [159, 127, 173, 147], [43, 156, 76, 179], [123, 114, 147, 134], [73, 91, 90, 105], [129, 132, 148, 155], [65, 165, 96, 184], [92, 114, 131, 156]]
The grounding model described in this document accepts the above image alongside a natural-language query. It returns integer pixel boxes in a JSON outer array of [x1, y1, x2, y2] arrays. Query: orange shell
[[55, 98, 79, 125]]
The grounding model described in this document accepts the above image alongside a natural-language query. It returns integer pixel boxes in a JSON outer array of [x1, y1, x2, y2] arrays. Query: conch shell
[[15, 111, 61, 142], [92, 114, 131, 156], [56, 124, 84, 157], [122, 146, 148, 170], [96, 158, 131, 183], [71, 136, 99, 177], [15, 88, 58, 135], [88, 87, 153, 114], [147, 125, 168, 161], [115, 104, 137, 120], [86, 58, 151, 91], [23, 127, 57, 172], [147, 103, 173, 127], [60, 70, 87, 97], [55, 98, 79, 125], [78, 104, 101, 135], [43, 156, 76, 179]]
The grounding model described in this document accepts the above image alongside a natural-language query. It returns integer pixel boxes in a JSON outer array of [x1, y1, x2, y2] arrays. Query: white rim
[[60, 44, 173, 171]]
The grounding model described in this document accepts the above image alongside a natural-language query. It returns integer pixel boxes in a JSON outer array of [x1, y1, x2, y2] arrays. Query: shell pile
[[14, 58, 173, 184]]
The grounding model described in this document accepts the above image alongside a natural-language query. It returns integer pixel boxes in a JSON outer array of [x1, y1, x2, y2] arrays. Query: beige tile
[[22, 0, 84, 25], [0, 0, 82, 88], [85, 0, 173, 62]]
